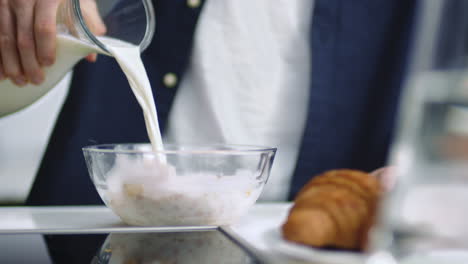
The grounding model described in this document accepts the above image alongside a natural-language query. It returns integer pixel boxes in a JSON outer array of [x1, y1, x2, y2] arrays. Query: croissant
[[282, 169, 383, 250]]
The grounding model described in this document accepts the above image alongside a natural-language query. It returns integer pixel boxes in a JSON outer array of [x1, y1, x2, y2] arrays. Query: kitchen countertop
[[0, 203, 299, 263], [0, 203, 291, 238]]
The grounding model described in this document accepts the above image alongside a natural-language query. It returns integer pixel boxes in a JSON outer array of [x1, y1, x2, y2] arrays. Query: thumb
[[80, 0, 107, 36]]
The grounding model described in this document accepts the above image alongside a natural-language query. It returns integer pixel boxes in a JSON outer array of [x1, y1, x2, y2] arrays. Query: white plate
[[270, 227, 468, 264], [401, 250, 468, 264], [267, 228, 366, 264]]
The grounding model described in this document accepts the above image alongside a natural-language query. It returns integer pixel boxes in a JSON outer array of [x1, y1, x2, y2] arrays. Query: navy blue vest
[[26, 0, 416, 205]]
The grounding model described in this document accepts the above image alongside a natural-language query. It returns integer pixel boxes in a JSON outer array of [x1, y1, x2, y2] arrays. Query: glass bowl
[[82, 144, 276, 226]]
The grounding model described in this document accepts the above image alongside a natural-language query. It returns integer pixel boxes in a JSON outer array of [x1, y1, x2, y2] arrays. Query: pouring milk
[[0, 35, 98, 117], [84, 35, 260, 226], [0, 34, 164, 152], [99, 37, 165, 153], [10, 33, 259, 226]]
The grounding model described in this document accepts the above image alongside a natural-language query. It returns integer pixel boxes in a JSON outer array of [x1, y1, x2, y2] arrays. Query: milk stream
[[100, 38, 165, 154]]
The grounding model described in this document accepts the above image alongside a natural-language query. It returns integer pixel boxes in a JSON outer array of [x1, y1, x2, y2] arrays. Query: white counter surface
[[0, 203, 289, 236], [0, 203, 297, 263]]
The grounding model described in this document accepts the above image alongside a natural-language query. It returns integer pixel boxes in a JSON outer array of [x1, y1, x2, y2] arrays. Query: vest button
[[187, 0, 201, 8], [163, 72, 178, 88]]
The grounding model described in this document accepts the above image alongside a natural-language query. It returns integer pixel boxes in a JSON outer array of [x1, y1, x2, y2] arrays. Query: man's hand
[[0, 0, 106, 86], [370, 166, 396, 191]]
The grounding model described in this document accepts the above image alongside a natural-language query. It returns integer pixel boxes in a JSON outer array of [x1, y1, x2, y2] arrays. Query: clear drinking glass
[[369, 0, 468, 262]]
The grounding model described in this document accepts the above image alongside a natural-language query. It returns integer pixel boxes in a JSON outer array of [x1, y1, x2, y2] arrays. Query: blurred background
[[0, 74, 71, 204]]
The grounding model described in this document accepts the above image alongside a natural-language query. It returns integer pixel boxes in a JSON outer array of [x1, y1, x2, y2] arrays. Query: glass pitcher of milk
[[0, 0, 155, 117]]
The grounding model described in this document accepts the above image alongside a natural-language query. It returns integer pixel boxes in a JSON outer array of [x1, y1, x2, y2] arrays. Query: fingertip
[[38, 50, 56, 67], [40, 57, 55, 67], [31, 71, 45, 85], [86, 53, 98, 63], [98, 24, 107, 36], [13, 76, 28, 87]]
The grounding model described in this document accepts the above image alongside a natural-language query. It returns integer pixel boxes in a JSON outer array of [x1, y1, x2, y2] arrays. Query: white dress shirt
[[165, 0, 313, 201]]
